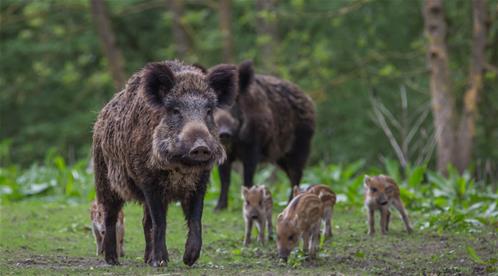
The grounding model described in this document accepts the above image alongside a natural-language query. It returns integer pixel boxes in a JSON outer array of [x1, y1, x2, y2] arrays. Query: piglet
[[91, 200, 125, 257], [242, 186, 273, 246], [276, 193, 323, 262], [364, 175, 412, 236], [293, 184, 336, 239]]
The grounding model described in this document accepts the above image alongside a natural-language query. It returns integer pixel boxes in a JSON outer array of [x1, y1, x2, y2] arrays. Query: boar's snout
[[188, 139, 212, 162]]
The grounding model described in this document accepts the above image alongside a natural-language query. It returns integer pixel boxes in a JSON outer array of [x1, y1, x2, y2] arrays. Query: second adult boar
[[214, 61, 316, 210]]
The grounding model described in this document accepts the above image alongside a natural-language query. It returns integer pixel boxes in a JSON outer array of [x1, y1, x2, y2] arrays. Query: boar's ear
[[142, 63, 176, 108], [238, 60, 254, 93], [207, 64, 238, 107]]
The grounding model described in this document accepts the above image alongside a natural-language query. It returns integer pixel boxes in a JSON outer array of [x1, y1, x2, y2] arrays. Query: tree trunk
[[255, 0, 278, 73], [90, 0, 127, 91], [423, 0, 457, 174], [168, 0, 190, 58], [456, 0, 487, 173], [218, 0, 234, 63]]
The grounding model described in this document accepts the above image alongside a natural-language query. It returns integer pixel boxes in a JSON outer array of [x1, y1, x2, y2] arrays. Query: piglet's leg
[[266, 211, 273, 241], [323, 207, 333, 239], [309, 224, 321, 259], [302, 231, 310, 255], [380, 207, 389, 235], [92, 225, 103, 256], [243, 219, 253, 246], [256, 219, 265, 245], [182, 171, 209, 267], [393, 199, 413, 233], [367, 208, 375, 236]]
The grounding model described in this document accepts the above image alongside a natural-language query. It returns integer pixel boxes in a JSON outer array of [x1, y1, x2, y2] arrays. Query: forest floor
[[0, 201, 496, 275]]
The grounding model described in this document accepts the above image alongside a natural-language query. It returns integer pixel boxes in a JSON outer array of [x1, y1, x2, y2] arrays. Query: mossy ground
[[0, 200, 496, 275]]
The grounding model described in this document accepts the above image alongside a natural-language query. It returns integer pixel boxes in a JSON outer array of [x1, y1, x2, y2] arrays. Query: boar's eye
[[371, 187, 377, 193], [206, 107, 213, 116], [288, 235, 294, 241], [245, 200, 250, 205], [259, 200, 263, 206], [172, 108, 181, 115]]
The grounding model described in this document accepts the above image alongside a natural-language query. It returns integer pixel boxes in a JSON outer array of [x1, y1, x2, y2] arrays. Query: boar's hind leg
[[241, 144, 260, 188], [182, 171, 209, 266], [143, 188, 168, 267], [278, 126, 313, 203], [215, 161, 232, 210], [102, 198, 123, 265]]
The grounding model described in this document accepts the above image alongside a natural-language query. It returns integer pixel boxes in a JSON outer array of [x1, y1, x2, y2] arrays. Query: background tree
[[168, 0, 190, 58], [423, 0, 489, 174], [90, 0, 126, 91], [218, 0, 233, 63]]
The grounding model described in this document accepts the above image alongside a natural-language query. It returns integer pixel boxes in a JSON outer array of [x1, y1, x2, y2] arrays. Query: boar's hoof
[[214, 202, 227, 211], [105, 256, 120, 266], [183, 244, 201, 266], [150, 259, 167, 267]]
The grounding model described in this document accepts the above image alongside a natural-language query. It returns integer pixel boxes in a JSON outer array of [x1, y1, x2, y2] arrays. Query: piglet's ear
[[142, 62, 175, 108], [207, 64, 238, 107], [277, 213, 283, 223], [292, 186, 301, 198], [241, 187, 249, 199], [364, 175, 371, 188]]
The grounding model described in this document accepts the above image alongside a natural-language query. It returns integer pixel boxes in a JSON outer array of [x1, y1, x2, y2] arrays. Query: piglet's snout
[[188, 139, 212, 161]]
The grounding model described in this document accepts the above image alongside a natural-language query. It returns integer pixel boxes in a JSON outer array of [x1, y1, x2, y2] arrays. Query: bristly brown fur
[[92, 60, 237, 267]]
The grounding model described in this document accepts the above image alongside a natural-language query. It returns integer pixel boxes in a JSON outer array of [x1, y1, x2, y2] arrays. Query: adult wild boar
[[92, 60, 237, 266], [214, 61, 315, 210]]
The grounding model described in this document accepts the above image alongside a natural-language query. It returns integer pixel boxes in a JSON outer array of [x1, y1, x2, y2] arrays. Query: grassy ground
[[0, 200, 496, 275]]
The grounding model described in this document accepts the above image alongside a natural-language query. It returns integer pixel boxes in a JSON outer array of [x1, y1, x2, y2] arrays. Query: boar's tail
[[238, 60, 254, 93]]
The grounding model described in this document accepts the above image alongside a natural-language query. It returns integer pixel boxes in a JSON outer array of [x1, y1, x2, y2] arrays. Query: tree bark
[[255, 0, 278, 73], [456, 0, 487, 173], [168, 0, 190, 58], [423, 0, 457, 174], [218, 0, 234, 63], [90, 0, 127, 91]]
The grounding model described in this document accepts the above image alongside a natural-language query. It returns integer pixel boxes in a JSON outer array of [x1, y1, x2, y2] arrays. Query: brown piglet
[[364, 175, 412, 235], [293, 184, 336, 239], [276, 193, 323, 262], [242, 186, 273, 246], [91, 200, 125, 257]]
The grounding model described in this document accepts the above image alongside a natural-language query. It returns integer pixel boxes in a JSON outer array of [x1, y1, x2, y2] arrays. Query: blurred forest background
[[1, 0, 497, 177]]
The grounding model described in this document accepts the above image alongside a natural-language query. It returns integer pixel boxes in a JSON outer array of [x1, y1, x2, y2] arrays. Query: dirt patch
[[10, 255, 110, 270]]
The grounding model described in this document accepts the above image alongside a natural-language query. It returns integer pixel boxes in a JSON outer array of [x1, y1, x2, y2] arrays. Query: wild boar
[[364, 175, 413, 235], [293, 184, 336, 239], [241, 185, 273, 245], [276, 193, 323, 262], [214, 61, 316, 210], [90, 200, 125, 257], [92, 60, 237, 266]]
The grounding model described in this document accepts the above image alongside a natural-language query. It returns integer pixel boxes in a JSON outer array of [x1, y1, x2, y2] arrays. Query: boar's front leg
[[144, 188, 168, 267], [367, 208, 375, 236], [142, 207, 153, 263], [215, 161, 232, 210], [182, 171, 209, 266]]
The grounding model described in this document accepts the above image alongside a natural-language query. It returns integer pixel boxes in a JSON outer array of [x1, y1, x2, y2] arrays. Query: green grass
[[1, 200, 496, 275]]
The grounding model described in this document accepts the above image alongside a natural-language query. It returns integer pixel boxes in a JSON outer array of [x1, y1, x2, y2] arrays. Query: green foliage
[[2, 151, 496, 234], [1, 0, 497, 167]]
